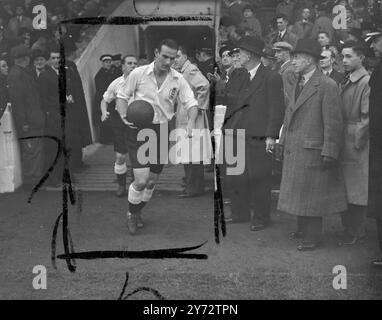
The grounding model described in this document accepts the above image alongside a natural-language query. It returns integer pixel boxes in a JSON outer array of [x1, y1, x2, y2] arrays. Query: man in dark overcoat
[[225, 36, 285, 231], [368, 31, 382, 267], [8, 45, 45, 186]]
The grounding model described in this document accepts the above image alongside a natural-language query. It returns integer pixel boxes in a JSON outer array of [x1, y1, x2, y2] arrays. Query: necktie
[[279, 32, 283, 40], [295, 75, 305, 101]]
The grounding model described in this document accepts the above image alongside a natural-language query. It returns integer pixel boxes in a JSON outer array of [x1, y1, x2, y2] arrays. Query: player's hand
[[121, 116, 138, 129], [266, 137, 276, 154], [101, 111, 110, 122], [186, 120, 196, 138]]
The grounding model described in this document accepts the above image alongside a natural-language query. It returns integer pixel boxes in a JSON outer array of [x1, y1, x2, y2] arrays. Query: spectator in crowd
[[211, 45, 235, 105], [30, 48, 48, 80], [0, 57, 9, 122], [339, 40, 370, 246], [239, 4, 262, 38], [224, 0, 246, 26], [174, 46, 210, 198], [269, 14, 298, 48], [8, 44, 45, 186], [137, 56, 150, 66], [368, 30, 382, 268], [64, 38, 92, 169], [225, 36, 285, 231], [231, 47, 242, 68], [195, 44, 216, 79], [112, 54, 123, 77], [261, 46, 278, 70], [94, 54, 116, 144], [319, 47, 345, 85], [317, 31, 332, 47], [310, 3, 335, 41], [293, 7, 314, 39], [7, 4, 32, 40], [277, 39, 347, 251], [276, 0, 297, 23], [0, 27, 14, 56], [273, 41, 296, 104]]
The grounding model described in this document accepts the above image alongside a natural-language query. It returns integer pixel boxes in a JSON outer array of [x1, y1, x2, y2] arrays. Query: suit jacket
[[7, 64, 45, 137], [293, 20, 313, 39], [278, 69, 347, 216], [269, 29, 298, 48], [7, 15, 33, 39], [229, 64, 285, 139], [38, 66, 80, 140]]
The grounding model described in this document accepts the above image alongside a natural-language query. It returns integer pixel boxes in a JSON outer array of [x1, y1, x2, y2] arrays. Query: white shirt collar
[[248, 63, 261, 80], [279, 29, 287, 37], [147, 61, 179, 79]]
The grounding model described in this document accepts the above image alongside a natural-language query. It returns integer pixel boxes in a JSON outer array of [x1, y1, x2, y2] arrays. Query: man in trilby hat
[[277, 39, 347, 251], [225, 36, 285, 231]]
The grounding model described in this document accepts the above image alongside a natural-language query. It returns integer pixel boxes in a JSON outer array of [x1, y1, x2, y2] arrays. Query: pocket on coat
[[303, 140, 323, 168]]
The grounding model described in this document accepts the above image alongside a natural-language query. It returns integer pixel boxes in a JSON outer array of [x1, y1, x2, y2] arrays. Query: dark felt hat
[[112, 54, 122, 61], [236, 36, 264, 56], [292, 39, 325, 59], [31, 48, 48, 60]]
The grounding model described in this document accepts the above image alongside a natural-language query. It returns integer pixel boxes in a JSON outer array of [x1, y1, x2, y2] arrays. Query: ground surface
[[1, 186, 382, 300], [1, 145, 382, 300]]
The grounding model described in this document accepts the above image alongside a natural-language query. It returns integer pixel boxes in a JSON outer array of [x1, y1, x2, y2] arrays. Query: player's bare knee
[[133, 178, 148, 191], [115, 153, 126, 165]]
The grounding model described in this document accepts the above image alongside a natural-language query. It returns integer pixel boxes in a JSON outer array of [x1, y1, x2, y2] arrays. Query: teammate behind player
[[116, 38, 199, 235], [100, 55, 138, 197]]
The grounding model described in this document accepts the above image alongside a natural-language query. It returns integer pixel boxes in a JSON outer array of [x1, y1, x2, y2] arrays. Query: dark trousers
[[227, 138, 272, 224], [341, 205, 367, 237], [183, 164, 205, 194], [297, 216, 323, 243], [377, 218, 382, 254]]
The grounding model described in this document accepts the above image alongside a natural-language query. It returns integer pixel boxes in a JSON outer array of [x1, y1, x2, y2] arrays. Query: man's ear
[[154, 48, 159, 58]]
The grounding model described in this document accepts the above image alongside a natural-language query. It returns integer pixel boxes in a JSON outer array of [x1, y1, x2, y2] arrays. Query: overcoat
[[368, 60, 382, 220], [339, 67, 370, 206], [176, 60, 210, 130], [277, 69, 348, 216], [278, 60, 297, 106]]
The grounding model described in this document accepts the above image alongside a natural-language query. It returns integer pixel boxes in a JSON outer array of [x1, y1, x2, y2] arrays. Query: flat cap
[[112, 54, 122, 61], [273, 41, 294, 51]]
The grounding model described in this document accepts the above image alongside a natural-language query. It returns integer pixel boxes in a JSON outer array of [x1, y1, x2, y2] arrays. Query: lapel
[[291, 69, 321, 114], [241, 64, 266, 103], [279, 60, 290, 74]]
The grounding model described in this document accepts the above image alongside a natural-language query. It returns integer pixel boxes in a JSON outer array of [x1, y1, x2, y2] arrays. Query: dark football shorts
[[126, 123, 169, 174], [112, 125, 129, 154]]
